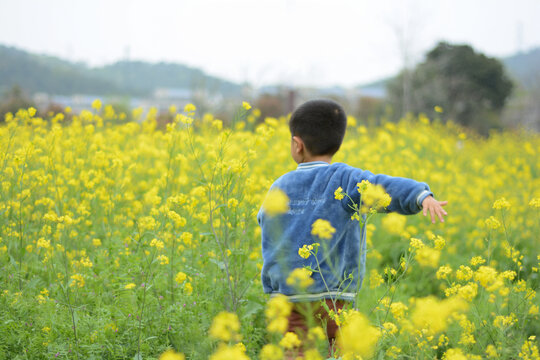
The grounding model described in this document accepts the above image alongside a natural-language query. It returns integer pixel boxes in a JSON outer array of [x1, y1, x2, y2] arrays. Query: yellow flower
[[70, 274, 85, 288], [157, 254, 169, 265], [357, 180, 392, 212], [334, 186, 345, 200], [175, 271, 187, 284], [411, 296, 468, 335], [159, 349, 185, 360], [266, 294, 292, 319], [434, 105, 443, 113], [209, 311, 241, 342], [286, 268, 314, 289], [529, 198, 540, 208], [382, 213, 406, 235], [484, 216, 501, 230], [493, 314, 517, 329], [492, 197, 510, 210], [125, 283, 136, 290], [456, 265, 473, 281], [36, 237, 51, 249], [262, 189, 289, 216], [298, 244, 313, 259], [443, 348, 467, 360], [470, 256, 486, 266], [337, 311, 380, 358], [307, 326, 326, 341], [183, 103, 196, 113], [209, 343, 249, 360], [92, 238, 102, 247], [436, 265, 452, 280], [279, 332, 301, 349], [311, 219, 336, 239], [92, 99, 102, 110], [150, 238, 164, 249], [369, 269, 384, 289], [184, 282, 193, 295], [260, 344, 283, 360], [242, 101, 252, 110], [415, 247, 440, 268]]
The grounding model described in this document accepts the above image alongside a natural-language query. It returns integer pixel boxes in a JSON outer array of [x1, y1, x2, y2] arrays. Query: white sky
[[1, 0, 539, 87]]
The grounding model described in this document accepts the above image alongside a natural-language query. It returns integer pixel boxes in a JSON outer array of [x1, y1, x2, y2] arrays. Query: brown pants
[[286, 299, 348, 358]]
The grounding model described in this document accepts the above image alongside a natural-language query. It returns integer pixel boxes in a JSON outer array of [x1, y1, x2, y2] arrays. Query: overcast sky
[[1, 0, 539, 87]]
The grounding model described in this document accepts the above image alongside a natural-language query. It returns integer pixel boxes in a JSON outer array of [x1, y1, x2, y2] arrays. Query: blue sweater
[[257, 161, 432, 302]]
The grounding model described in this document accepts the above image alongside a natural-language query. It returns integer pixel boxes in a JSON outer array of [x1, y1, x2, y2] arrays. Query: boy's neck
[[300, 155, 332, 164]]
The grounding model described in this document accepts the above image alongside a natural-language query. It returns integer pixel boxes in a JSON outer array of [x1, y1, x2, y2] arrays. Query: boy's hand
[[421, 196, 448, 223]]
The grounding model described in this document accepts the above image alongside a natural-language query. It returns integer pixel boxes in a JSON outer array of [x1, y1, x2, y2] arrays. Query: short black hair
[[289, 99, 347, 156]]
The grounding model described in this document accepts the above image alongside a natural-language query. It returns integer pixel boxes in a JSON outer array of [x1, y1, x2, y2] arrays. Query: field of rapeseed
[[0, 102, 539, 360]]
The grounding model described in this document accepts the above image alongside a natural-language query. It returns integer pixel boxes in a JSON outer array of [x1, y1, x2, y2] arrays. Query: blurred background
[[1, 0, 539, 134]]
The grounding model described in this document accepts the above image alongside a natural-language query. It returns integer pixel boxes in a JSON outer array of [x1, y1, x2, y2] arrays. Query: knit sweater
[[257, 161, 432, 302]]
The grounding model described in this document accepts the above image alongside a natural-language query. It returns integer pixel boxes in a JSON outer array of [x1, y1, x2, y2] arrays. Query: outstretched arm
[[421, 196, 448, 223]]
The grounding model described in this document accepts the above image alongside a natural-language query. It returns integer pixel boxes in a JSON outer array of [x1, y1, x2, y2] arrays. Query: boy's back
[[258, 161, 432, 302]]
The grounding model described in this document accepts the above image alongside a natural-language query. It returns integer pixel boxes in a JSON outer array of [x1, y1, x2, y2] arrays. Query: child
[[257, 99, 447, 353]]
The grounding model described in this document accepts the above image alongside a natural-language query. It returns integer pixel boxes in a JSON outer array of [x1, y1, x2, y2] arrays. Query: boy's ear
[[292, 136, 304, 154]]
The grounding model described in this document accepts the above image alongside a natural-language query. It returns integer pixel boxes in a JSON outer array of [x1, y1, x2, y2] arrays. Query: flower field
[[0, 102, 539, 359]]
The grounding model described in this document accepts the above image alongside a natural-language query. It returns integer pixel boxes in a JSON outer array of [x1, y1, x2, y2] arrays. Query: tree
[[387, 42, 513, 134], [0, 85, 34, 122]]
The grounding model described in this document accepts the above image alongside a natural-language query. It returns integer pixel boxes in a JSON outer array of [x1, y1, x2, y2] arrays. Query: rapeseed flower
[[279, 332, 301, 349], [411, 296, 468, 335], [260, 344, 283, 360], [337, 311, 380, 358], [334, 186, 345, 200], [286, 268, 314, 289], [262, 189, 289, 216], [209, 311, 241, 342], [159, 349, 185, 360], [311, 219, 336, 239]]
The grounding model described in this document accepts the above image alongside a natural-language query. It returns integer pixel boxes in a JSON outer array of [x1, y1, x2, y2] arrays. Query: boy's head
[[289, 99, 347, 160]]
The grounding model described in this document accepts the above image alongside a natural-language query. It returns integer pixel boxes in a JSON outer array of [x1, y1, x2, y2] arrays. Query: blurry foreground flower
[[286, 268, 314, 289], [262, 189, 289, 216], [92, 99, 102, 110], [242, 101, 252, 110], [280, 332, 301, 349], [434, 106, 443, 113], [183, 103, 196, 113], [357, 180, 391, 212], [260, 344, 283, 360], [265, 295, 292, 334], [209, 311, 241, 342], [411, 296, 468, 335], [311, 219, 336, 239], [337, 311, 380, 358], [210, 343, 249, 360], [159, 349, 185, 360]]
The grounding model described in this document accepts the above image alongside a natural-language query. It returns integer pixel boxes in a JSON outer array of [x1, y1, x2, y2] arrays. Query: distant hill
[[90, 61, 242, 97], [502, 47, 540, 90], [0, 44, 243, 97], [0, 45, 121, 95]]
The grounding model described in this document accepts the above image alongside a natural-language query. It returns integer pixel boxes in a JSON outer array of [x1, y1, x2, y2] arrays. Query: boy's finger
[[439, 201, 448, 206], [429, 207, 436, 223], [437, 209, 445, 223]]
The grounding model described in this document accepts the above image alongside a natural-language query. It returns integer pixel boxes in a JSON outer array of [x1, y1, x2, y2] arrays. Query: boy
[[257, 99, 447, 351]]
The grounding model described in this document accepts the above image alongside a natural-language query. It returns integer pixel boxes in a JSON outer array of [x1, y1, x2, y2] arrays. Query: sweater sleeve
[[340, 166, 433, 215]]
